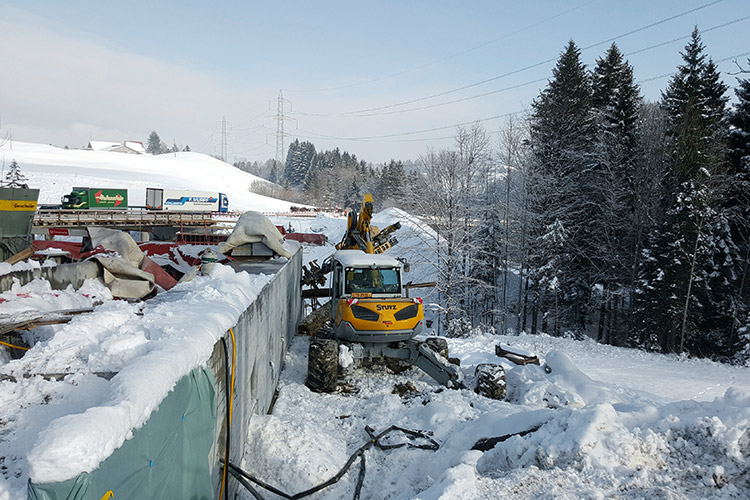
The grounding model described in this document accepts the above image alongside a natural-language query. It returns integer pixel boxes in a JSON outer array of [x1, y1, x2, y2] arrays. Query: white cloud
[[0, 8, 270, 155]]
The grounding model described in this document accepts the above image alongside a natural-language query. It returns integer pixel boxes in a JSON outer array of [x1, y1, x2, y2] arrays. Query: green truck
[[61, 187, 128, 210]]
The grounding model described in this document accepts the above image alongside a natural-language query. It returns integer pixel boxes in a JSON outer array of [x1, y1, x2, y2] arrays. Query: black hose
[[220, 337, 231, 500], [227, 425, 439, 500], [226, 463, 265, 500], [353, 452, 366, 500], [471, 424, 543, 451]]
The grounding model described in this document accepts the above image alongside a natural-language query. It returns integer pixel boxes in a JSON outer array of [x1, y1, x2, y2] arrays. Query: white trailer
[[145, 188, 229, 213]]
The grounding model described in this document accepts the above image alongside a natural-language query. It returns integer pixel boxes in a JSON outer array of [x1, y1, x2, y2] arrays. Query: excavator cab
[[329, 250, 423, 343]]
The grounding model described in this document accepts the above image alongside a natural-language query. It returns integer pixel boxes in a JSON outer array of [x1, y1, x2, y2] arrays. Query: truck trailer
[[145, 188, 229, 213], [61, 187, 128, 210]]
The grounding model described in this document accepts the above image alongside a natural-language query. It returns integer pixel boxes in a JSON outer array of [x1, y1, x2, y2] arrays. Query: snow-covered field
[[0, 141, 296, 212], [1, 142, 749, 499]]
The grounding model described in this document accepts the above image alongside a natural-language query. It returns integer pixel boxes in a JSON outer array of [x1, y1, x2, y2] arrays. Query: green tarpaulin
[[28, 367, 217, 500]]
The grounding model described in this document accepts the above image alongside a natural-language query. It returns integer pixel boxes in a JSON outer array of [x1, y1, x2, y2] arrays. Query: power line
[[625, 15, 750, 57], [288, 13, 748, 121], [639, 49, 750, 83], [293, 0, 729, 117], [286, 48, 750, 145], [234, 109, 271, 130], [294, 110, 526, 143], [286, 0, 598, 93]]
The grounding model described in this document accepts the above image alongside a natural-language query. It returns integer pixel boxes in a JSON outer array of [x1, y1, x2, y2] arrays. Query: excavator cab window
[[344, 267, 401, 295]]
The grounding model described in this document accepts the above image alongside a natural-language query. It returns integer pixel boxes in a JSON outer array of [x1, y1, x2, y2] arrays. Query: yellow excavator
[[305, 194, 463, 393]]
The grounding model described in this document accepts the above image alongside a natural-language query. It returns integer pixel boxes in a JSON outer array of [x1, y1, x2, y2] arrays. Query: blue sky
[[2, 1, 748, 164]]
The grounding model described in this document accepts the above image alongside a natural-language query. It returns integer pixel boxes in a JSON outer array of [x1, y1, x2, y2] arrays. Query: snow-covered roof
[[334, 249, 401, 268], [124, 141, 145, 154], [87, 141, 120, 151], [87, 141, 145, 154]]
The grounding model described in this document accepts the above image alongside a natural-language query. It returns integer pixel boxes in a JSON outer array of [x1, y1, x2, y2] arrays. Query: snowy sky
[[1, 0, 749, 164]]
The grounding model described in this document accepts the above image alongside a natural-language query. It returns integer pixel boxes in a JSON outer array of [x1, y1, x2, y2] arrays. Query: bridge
[[32, 209, 242, 239]]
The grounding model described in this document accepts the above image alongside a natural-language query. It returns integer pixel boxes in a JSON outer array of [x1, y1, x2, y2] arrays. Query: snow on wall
[[14, 245, 302, 499]]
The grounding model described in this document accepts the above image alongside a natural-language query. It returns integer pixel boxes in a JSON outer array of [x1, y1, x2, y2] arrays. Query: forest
[[236, 30, 750, 363]]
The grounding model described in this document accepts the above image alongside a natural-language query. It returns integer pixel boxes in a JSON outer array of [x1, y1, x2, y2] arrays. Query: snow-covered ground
[[1, 142, 749, 499]]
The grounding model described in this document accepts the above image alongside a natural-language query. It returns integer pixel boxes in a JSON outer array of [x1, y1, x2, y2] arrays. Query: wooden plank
[[4, 246, 34, 264], [495, 344, 540, 365], [0, 307, 94, 335]]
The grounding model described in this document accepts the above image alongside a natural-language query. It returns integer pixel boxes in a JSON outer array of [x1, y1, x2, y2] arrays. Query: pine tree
[[377, 159, 406, 207], [728, 63, 750, 174], [146, 131, 166, 155], [528, 40, 597, 334], [661, 28, 728, 184], [3, 159, 28, 188], [633, 27, 730, 354], [343, 179, 361, 208], [591, 43, 643, 344], [284, 139, 302, 186], [722, 62, 750, 353]]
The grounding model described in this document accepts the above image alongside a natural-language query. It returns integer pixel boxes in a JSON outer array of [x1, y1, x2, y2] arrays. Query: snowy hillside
[[0, 141, 297, 212]]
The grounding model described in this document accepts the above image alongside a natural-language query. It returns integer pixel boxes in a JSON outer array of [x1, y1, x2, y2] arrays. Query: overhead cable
[[288, 48, 750, 144], [295, 0, 729, 117], [286, 0, 598, 93], [287, 13, 748, 122]]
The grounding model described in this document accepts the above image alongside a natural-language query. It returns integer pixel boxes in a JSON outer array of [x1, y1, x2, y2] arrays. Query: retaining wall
[[27, 243, 303, 500], [209, 249, 303, 499]]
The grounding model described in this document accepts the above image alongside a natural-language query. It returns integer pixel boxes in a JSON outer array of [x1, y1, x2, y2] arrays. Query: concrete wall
[[209, 244, 303, 499], [24, 240, 303, 500]]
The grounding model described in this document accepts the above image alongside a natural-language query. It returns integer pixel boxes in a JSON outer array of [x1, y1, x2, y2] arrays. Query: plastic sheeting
[[28, 367, 217, 500]]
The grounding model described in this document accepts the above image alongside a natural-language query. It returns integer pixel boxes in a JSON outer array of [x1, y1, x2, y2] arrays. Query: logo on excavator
[[376, 304, 397, 311]]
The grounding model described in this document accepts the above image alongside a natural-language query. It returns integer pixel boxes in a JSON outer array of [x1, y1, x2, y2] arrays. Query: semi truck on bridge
[[60, 187, 229, 213], [61, 187, 127, 210], [145, 188, 229, 213]]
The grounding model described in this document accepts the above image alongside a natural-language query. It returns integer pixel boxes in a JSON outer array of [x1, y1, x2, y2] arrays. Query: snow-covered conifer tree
[[633, 28, 730, 355], [3, 159, 28, 188]]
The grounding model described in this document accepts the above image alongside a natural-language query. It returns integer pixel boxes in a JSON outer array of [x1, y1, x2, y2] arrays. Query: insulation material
[[86, 227, 182, 298], [219, 211, 292, 259]]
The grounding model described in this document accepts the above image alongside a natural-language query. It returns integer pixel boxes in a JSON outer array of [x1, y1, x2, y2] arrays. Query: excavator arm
[[335, 194, 400, 254]]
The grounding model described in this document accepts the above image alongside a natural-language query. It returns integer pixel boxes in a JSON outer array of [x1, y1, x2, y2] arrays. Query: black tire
[[306, 338, 339, 393], [475, 363, 506, 400], [424, 337, 449, 359]]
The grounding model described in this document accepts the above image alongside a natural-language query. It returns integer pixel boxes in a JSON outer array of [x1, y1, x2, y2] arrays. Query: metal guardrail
[[33, 209, 345, 232], [34, 209, 226, 227]]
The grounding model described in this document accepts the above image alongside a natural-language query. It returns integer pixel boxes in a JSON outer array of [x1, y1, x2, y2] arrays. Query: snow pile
[[0, 258, 56, 277], [237, 333, 750, 499], [479, 384, 749, 498]]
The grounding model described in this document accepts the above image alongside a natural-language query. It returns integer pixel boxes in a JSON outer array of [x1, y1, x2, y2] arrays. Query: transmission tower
[[275, 90, 285, 169], [221, 116, 228, 162]]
